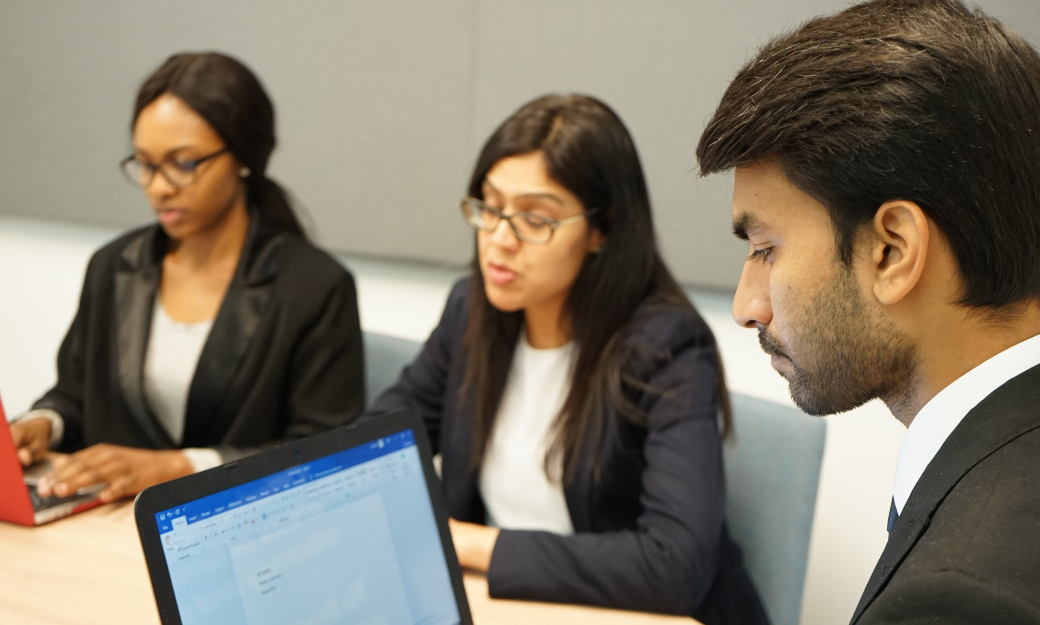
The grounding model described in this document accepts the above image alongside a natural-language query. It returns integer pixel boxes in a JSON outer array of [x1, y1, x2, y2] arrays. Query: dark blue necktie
[[887, 498, 899, 533]]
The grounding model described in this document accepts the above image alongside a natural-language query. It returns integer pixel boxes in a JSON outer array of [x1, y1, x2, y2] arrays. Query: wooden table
[[0, 503, 697, 625]]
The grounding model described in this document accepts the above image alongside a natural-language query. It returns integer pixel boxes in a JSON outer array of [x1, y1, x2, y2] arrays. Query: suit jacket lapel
[[852, 363, 1040, 623], [114, 227, 175, 449], [181, 217, 281, 447]]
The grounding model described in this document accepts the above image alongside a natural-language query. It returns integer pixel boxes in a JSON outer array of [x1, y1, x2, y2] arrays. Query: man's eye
[[747, 247, 773, 263]]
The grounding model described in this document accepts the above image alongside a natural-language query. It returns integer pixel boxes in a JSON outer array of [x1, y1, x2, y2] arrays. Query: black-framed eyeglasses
[[460, 197, 599, 245], [119, 147, 230, 190]]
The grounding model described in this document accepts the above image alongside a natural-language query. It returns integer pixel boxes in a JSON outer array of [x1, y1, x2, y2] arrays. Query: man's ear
[[869, 201, 930, 306]]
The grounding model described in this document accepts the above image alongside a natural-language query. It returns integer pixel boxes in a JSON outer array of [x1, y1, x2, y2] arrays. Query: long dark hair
[[462, 94, 731, 483], [132, 51, 305, 238]]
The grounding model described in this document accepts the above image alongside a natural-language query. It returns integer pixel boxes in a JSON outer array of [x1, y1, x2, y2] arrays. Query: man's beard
[[759, 265, 916, 416]]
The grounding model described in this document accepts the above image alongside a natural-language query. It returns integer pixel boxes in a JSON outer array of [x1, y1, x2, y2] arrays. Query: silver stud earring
[[239, 166, 251, 178]]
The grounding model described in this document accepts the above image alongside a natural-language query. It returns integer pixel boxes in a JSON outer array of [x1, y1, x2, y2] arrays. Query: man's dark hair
[[697, 0, 1040, 309]]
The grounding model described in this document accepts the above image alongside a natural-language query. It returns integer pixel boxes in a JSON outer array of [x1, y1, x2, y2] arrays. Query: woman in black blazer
[[11, 52, 364, 503], [367, 95, 768, 624]]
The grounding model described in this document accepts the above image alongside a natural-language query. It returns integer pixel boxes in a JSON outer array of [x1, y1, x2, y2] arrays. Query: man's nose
[[733, 262, 772, 329]]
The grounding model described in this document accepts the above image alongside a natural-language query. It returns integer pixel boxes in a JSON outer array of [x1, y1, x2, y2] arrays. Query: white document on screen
[[229, 491, 413, 625]]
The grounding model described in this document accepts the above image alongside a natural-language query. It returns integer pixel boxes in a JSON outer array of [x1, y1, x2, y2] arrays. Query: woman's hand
[[36, 444, 193, 503], [448, 518, 500, 572], [10, 418, 51, 466]]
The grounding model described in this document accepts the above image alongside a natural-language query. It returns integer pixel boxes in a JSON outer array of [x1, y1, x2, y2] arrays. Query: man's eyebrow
[[732, 211, 767, 241]]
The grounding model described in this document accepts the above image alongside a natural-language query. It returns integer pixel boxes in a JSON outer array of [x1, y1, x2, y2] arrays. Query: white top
[[893, 332, 1040, 514], [15, 298, 224, 473], [479, 331, 576, 535], [142, 297, 222, 472]]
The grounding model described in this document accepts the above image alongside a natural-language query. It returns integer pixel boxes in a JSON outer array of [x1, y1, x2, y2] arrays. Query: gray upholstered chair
[[725, 393, 826, 625], [361, 332, 826, 625], [363, 331, 424, 406]]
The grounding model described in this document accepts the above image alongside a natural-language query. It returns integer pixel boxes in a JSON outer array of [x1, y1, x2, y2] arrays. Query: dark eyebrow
[[132, 145, 198, 160], [482, 179, 565, 206], [732, 211, 768, 241], [516, 192, 565, 205]]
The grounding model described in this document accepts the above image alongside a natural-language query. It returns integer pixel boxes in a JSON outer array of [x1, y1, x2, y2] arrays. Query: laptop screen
[[153, 427, 461, 625]]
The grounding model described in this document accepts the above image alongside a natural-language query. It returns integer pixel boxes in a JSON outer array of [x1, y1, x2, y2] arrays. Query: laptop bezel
[[134, 408, 474, 625]]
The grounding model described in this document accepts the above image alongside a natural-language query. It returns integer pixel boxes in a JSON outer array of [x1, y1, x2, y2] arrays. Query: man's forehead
[[731, 162, 782, 239], [731, 162, 834, 241]]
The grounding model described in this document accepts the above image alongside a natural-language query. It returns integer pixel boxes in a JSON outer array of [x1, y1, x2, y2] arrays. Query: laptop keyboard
[[28, 484, 92, 512]]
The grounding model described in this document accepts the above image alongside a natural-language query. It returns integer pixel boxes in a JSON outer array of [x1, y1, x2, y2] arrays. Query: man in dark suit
[[695, 0, 1040, 622]]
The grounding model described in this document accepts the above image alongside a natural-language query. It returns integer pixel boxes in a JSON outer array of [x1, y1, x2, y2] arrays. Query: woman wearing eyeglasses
[[10, 52, 364, 503], [367, 95, 768, 623]]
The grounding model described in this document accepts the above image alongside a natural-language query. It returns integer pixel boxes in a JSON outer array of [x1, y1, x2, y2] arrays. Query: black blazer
[[854, 363, 1040, 624], [32, 215, 365, 462], [368, 279, 768, 624]]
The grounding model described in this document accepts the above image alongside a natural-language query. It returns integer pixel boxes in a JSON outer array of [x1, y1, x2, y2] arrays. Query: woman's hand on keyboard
[[10, 418, 51, 466], [35, 444, 193, 502]]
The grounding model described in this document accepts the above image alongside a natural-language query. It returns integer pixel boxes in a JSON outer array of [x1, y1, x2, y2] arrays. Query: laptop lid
[[0, 393, 35, 526], [135, 408, 473, 625]]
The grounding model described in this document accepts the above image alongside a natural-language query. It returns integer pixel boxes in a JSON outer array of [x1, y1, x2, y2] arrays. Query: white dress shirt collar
[[893, 332, 1040, 514]]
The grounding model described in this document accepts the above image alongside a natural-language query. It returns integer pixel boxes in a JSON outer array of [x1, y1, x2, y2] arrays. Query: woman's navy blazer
[[368, 279, 768, 624]]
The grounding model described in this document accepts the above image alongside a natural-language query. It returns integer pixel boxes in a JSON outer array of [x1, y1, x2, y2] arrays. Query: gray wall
[[1, 1, 1038, 289]]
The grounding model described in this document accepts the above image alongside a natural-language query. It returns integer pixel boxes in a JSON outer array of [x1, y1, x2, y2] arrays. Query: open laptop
[[0, 392, 103, 526], [135, 408, 473, 625]]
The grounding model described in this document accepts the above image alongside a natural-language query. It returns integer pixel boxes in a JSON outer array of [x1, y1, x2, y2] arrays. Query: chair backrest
[[724, 393, 826, 625], [363, 332, 424, 407]]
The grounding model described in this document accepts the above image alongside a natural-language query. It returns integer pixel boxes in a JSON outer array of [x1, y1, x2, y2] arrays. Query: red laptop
[[0, 394, 103, 526]]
